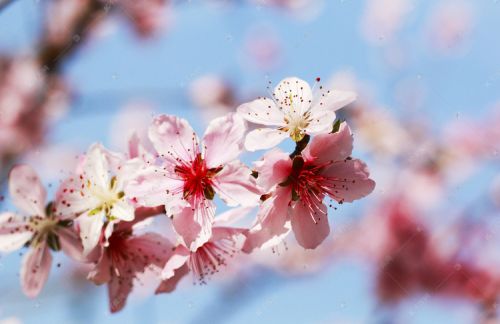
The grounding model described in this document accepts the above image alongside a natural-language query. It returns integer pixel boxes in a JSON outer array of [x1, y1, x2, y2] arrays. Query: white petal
[[304, 109, 336, 134], [110, 200, 135, 222], [0, 212, 32, 253], [78, 211, 105, 256], [236, 97, 284, 126], [311, 89, 356, 113], [82, 144, 111, 190], [244, 128, 289, 151], [273, 77, 312, 115]]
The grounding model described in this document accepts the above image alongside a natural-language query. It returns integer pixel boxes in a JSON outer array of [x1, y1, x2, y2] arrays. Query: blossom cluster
[[0, 77, 375, 313]]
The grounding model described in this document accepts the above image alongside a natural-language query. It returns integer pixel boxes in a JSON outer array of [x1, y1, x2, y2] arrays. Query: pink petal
[[126, 232, 174, 268], [273, 77, 312, 115], [242, 187, 291, 253], [148, 115, 199, 165], [57, 227, 85, 262], [321, 159, 376, 203], [126, 168, 184, 208], [108, 275, 133, 313], [213, 161, 261, 207], [156, 263, 189, 294], [244, 128, 289, 151], [21, 243, 52, 298], [290, 200, 330, 249], [303, 122, 353, 165], [203, 113, 246, 168], [253, 148, 292, 193], [128, 132, 155, 162], [236, 97, 284, 126], [172, 204, 213, 251], [88, 252, 111, 285], [161, 245, 190, 280], [0, 212, 32, 253], [9, 165, 46, 216], [311, 89, 356, 113]]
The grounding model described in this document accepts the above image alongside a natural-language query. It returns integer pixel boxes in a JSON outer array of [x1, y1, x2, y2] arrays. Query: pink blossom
[[425, 1, 475, 54], [156, 207, 246, 290], [87, 207, 173, 313], [127, 113, 261, 251], [0, 165, 82, 298], [56, 144, 137, 255], [244, 122, 375, 250], [243, 25, 282, 70], [237, 77, 356, 151]]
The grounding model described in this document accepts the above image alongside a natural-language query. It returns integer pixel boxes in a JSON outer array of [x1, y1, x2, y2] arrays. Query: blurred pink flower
[[371, 198, 500, 309], [189, 75, 237, 121], [0, 165, 82, 298], [237, 77, 356, 151], [0, 57, 68, 169], [243, 25, 282, 70], [425, 1, 475, 54], [115, 0, 171, 37], [128, 113, 261, 251]]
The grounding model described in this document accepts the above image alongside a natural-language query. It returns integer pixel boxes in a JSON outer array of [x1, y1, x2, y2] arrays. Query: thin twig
[[0, 0, 16, 13]]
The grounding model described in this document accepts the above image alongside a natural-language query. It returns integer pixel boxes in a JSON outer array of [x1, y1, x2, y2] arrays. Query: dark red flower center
[[174, 153, 222, 201]]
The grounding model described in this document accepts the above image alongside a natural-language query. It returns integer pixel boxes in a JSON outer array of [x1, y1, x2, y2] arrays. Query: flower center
[[175, 153, 222, 201], [281, 156, 325, 202], [88, 176, 125, 221], [27, 202, 71, 250], [279, 112, 312, 142]]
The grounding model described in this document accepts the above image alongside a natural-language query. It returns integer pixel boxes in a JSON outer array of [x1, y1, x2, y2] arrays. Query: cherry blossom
[[127, 113, 261, 251], [156, 207, 247, 290], [0, 165, 82, 298], [244, 122, 375, 250], [87, 207, 173, 313], [56, 144, 136, 256], [237, 77, 356, 151]]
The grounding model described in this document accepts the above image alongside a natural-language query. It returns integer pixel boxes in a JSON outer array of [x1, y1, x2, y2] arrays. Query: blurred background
[[0, 0, 499, 323]]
